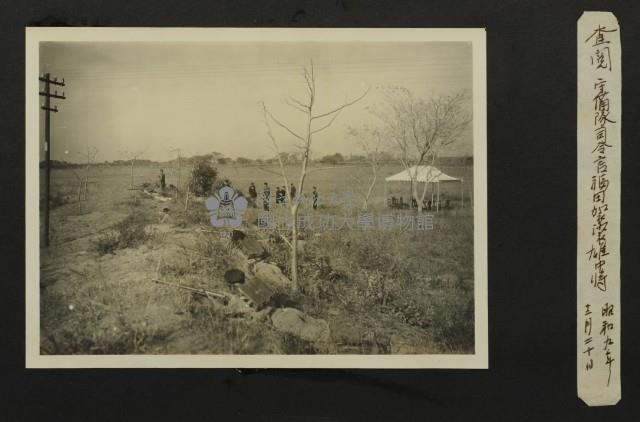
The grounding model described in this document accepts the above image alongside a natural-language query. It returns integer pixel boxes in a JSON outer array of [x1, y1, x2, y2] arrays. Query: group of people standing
[[248, 182, 318, 211]]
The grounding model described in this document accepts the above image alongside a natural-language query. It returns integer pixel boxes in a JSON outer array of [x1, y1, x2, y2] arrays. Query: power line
[[43, 59, 472, 82]]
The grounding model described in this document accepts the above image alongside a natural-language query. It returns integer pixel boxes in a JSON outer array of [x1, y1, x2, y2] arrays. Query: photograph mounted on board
[[25, 28, 487, 368]]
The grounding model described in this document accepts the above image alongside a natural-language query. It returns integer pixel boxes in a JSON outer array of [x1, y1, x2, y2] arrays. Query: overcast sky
[[40, 41, 472, 163]]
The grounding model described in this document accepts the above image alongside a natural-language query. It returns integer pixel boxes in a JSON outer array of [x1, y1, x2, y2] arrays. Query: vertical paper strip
[[577, 12, 621, 406]]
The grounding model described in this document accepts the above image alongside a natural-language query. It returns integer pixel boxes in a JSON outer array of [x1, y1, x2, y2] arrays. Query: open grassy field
[[43, 162, 472, 207], [39, 162, 474, 355]]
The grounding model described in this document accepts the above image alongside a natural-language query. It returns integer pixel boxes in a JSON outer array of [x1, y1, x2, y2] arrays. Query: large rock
[[237, 277, 277, 310], [253, 262, 291, 289], [224, 269, 245, 285], [270, 308, 330, 343], [240, 237, 267, 259], [231, 229, 246, 241], [232, 230, 267, 259]]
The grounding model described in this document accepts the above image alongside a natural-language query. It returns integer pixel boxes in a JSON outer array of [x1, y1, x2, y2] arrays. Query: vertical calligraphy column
[[577, 12, 621, 406]]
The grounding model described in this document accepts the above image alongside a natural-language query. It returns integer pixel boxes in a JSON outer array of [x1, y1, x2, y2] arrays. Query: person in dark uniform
[[262, 182, 271, 211], [290, 183, 296, 202], [312, 186, 319, 210], [248, 182, 257, 207], [159, 169, 166, 190]]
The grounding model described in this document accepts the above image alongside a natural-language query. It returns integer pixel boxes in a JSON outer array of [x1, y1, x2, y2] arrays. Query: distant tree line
[[40, 152, 472, 169], [39, 160, 85, 169]]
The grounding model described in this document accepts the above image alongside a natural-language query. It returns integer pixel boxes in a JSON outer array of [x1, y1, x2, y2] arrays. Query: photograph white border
[[25, 27, 487, 368]]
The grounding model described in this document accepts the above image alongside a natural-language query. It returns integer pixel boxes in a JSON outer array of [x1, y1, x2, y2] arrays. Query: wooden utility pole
[[39, 73, 66, 247]]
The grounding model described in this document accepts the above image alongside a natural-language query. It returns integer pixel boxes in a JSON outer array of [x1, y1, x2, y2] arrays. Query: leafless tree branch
[[311, 86, 370, 121], [285, 98, 308, 114], [311, 108, 342, 134], [288, 95, 310, 110], [260, 101, 291, 195], [263, 107, 305, 141]]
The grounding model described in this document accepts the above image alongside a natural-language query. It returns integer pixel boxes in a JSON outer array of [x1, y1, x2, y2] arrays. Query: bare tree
[[120, 149, 146, 189], [371, 87, 471, 213], [260, 61, 368, 291], [346, 124, 385, 211], [183, 160, 196, 211], [80, 146, 98, 201], [170, 147, 182, 195], [71, 146, 98, 206]]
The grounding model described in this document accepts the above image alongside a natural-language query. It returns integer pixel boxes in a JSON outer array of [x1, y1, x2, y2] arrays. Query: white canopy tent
[[384, 165, 464, 211]]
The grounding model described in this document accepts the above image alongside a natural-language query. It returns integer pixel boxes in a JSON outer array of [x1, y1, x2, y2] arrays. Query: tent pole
[[437, 182, 440, 212], [384, 180, 387, 207], [431, 186, 434, 209], [461, 177, 464, 209], [409, 179, 413, 209]]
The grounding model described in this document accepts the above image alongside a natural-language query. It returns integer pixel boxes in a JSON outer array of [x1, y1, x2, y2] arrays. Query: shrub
[[350, 231, 405, 277], [115, 210, 151, 249], [188, 159, 218, 197], [428, 291, 474, 352], [387, 294, 430, 329], [211, 176, 245, 198], [94, 231, 120, 255], [193, 232, 233, 275], [93, 209, 152, 255], [174, 202, 209, 227], [319, 152, 345, 165]]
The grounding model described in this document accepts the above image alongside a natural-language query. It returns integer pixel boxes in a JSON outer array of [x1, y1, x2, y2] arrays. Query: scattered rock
[[237, 277, 277, 310], [267, 292, 297, 308], [270, 308, 330, 343], [221, 294, 254, 317], [231, 229, 246, 241], [235, 236, 267, 259], [224, 269, 245, 285], [253, 262, 290, 289], [251, 306, 274, 323]]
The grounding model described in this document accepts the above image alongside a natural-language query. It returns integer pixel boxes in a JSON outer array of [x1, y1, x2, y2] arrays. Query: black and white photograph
[[6, 2, 640, 419], [26, 28, 487, 367]]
